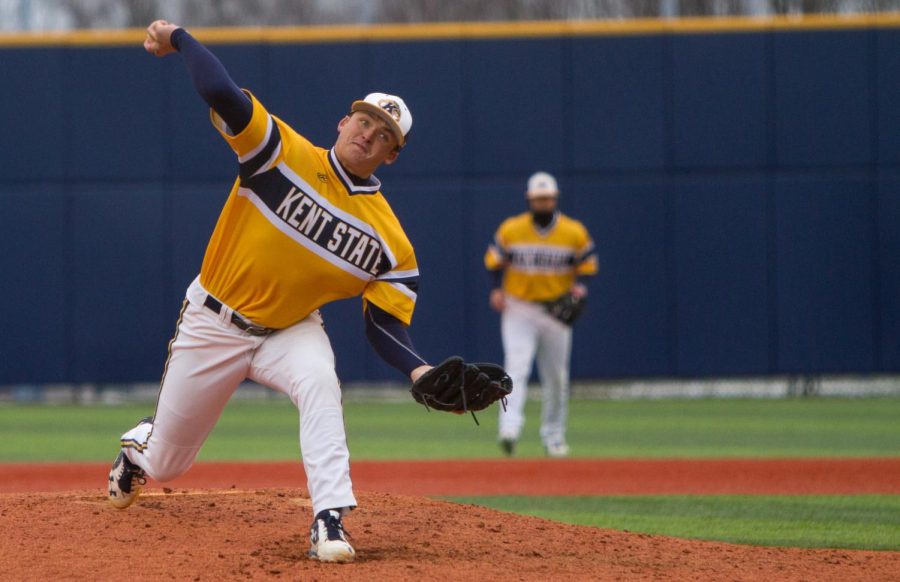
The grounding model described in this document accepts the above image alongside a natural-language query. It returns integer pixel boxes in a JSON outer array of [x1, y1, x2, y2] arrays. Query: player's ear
[[337, 115, 351, 132], [383, 149, 400, 165]]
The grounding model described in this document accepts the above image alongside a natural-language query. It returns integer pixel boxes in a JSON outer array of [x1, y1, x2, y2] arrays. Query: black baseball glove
[[410, 356, 512, 424], [543, 291, 586, 326]]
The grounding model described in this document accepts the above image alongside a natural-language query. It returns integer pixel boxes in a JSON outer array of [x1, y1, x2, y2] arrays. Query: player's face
[[528, 196, 558, 213], [334, 112, 400, 178]]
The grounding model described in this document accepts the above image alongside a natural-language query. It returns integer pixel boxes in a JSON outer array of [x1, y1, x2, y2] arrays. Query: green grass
[[0, 396, 899, 461], [446, 495, 900, 551]]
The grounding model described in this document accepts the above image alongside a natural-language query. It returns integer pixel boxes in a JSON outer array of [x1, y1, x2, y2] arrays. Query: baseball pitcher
[[107, 20, 510, 564]]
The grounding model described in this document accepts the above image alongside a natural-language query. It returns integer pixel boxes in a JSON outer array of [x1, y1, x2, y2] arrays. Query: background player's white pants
[[120, 277, 356, 515], [498, 296, 573, 445]]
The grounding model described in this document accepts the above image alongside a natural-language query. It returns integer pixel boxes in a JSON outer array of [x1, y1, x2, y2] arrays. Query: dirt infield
[[1, 458, 899, 581]]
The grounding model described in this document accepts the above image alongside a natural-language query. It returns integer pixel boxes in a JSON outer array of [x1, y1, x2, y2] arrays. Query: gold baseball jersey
[[484, 212, 598, 302], [199, 92, 418, 329]]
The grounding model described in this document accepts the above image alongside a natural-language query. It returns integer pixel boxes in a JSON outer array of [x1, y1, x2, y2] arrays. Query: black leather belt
[[203, 295, 275, 337]]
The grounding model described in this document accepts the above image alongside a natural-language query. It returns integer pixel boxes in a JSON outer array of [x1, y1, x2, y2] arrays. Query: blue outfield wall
[[1, 21, 899, 385]]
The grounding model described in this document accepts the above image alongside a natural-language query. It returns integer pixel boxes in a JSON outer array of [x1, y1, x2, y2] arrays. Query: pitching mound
[[1, 487, 898, 581]]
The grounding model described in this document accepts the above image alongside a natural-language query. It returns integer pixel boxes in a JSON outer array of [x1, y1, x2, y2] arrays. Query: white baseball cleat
[[308, 509, 355, 563], [107, 450, 147, 509], [544, 440, 570, 459]]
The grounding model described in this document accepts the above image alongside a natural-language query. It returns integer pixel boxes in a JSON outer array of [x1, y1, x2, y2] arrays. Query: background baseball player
[[484, 172, 598, 458], [107, 20, 508, 564]]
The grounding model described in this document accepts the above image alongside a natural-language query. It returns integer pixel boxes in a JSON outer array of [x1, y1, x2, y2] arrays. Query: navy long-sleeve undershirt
[[170, 28, 252, 134], [364, 304, 427, 377]]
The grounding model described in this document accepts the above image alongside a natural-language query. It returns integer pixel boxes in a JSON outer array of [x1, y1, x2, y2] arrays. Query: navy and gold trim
[[239, 167, 394, 279], [376, 270, 419, 297], [120, 438, 148, 452], [327, 148, 381, 195], [577, 241, 597, 265], [239, 118, 283, 181]]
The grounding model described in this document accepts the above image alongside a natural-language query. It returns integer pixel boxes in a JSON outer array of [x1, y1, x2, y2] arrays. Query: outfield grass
[[0, 396, 897, 462], [2, 396, 898, 551], [446, 495, 900, 551]]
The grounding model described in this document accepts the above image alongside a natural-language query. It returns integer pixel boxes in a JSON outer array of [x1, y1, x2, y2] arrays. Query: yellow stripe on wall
[[2, 13, 900, 47]]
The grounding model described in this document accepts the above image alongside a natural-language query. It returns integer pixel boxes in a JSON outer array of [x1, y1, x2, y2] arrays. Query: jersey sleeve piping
[[239, 119, 283, 180], [237, 113, 274, 163]]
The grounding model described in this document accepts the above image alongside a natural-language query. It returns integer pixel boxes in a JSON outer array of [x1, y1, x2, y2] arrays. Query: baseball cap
[[351, 92, 412, 147], [525, 171, 559, 199]]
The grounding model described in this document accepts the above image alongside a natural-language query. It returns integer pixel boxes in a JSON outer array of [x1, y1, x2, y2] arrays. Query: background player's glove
[[543, 291, 586, 326], [410, 356, 512, 424]]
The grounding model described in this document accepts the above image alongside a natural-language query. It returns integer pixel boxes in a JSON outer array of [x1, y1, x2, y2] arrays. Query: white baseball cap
[[526, 171, 559, 199], [351, 92, 412, 147]]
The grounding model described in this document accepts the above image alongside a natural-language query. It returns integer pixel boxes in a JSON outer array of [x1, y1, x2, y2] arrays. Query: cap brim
[[351, 101, 405, 146]]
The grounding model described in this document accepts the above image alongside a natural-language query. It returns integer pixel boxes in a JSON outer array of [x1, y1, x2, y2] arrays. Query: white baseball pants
[[498, 296, 573, 445], [120, 277, 356, 515]]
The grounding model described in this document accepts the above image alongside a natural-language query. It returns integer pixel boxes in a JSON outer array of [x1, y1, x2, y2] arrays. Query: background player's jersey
[[484, 212, 597, 302], [199, 92, 418, 329]]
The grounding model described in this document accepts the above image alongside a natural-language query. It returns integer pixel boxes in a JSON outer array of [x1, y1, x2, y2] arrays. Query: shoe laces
[[321, 511, 352, 542], [117, 456, 146, 492]]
